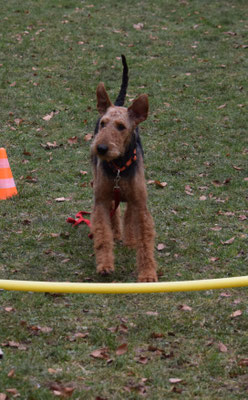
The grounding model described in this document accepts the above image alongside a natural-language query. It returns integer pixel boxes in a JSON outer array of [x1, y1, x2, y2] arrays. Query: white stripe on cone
[[0, 178, 16, 189]]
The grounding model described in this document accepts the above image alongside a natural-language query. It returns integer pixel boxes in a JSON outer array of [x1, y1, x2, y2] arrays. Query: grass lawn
[[0, 0, 247, 398]]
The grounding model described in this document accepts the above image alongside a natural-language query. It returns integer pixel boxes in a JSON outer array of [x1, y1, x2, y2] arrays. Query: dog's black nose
[[97, 144, 108, 155]]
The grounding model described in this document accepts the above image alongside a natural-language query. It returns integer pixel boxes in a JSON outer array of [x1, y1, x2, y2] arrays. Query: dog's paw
[[138, 272, 158, 283], [97, 264, 115, 275]]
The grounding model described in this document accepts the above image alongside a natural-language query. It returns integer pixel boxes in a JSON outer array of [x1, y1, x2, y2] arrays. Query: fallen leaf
[[232, 165, 243, 171], [10, 81, 17, 87], [209, 257, 219, 262], [4, 307, 15, 312], [42, 111, 59, 121], [150, 332, 164, 339], [84, 133, 92, 142], [80, 170, 88, 176], [221, 237, 235, 245], [171, 386, 183, 393], [133, 23, 144, 30], [41, 141, 60, 150], [230, 310, 242, 318], [6, 388, 20, 397], [223, 31, 237, 36], [49, 382, 75, 398], [67, 136, 78, 145], [135, 356, 148, 364], [217, 104, 226, 110], [116, 343, 128, 356], [185, 185, 193, 195], [199, 195, 207, 201], [157, 243, 166, 251], [90, 347, 109, 360], [48, 368, 61, 374], [169, 378, 182, 384], [0, 394, 7, 400], [14, 118, 23, 126], [8, 369, 15, 378], [238, 358, 248, 367], [210, 226, 222, 231], [29, 325, 53, 333], [220, 292, 231, 298], [25, 175, 38, 183], [179, 304, 192, 311], [55, 197, 71, 202], [146, 311, 158, 316], [218, 342, 228, 353], [155, 180, 167, 188]]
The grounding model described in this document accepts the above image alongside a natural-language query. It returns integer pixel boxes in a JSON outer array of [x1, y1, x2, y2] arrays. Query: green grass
[[0, 0, 248, 398]]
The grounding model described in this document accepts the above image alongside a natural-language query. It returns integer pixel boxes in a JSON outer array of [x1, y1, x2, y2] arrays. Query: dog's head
[[91, 83, 148, 162]]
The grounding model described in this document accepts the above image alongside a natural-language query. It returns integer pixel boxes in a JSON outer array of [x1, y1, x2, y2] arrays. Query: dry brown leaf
[[6, 388, 20, 396], [84, 133, 93, 142], [116, 343, 128, 356], [218, 342, 228, 353], [209, 257, 219, 262], [238, 358, 248, 367], [169, 378, 182, 384], [133, 23, 144, 30], [67, 136, 78, 145], [155, 180, 168, 188], [230, 310, 242, 318], [220, 292, 231, 298], [210, 226, 222, 231], [135, 355, 148, 364], [14, 118, 23, 126], [157, 243, 166, 251], [179, 304, 192, 311], [90, 347, 109, 360], [49, 382, 75, 398], [217, 104, 227, 110], [4, 307, 15, 312], [232, 165, 243, 171], [146, 311, 159, 316], [151, 332, 164, 339], [43, 112, 54, 121], [221, 237, 235, 245], [55, 197, 71, 202], [8, 369, 15, 378], [41, 141, 59, 150]]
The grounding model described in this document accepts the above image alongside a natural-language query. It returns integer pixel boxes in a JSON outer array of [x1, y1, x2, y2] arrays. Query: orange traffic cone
[[0, 148, 18, 200]]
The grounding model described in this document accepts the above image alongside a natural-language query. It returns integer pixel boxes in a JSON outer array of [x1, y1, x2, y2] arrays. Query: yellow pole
[[0, 276, 247, 294]]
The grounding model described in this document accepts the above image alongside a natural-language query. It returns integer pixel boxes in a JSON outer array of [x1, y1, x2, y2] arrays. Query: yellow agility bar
[[0, 276, 247, 294]]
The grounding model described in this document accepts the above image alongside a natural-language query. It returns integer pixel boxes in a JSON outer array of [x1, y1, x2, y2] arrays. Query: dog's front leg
[[134, 204, 158, 282], [91, 201, 115, 275]]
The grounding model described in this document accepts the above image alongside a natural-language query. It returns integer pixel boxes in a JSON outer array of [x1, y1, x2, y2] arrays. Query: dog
[[90, 55, 157, 282]]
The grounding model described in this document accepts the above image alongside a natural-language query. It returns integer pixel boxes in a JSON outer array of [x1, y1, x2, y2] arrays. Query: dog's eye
[[100, 120, 105, 128], [117, 123, 126, 131]]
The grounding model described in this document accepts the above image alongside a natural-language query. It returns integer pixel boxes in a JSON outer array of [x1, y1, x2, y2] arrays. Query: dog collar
[[108, 148, 137, 173]]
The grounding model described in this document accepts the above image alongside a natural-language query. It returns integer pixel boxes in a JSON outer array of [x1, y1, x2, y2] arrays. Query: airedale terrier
[[90, 55, 157, 282]]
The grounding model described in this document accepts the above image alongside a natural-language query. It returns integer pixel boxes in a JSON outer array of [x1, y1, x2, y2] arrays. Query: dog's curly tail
[[114, 55, 129, 107]]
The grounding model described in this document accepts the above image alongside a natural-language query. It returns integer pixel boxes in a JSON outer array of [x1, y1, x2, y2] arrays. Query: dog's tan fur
[[90, 82, 157, 282]]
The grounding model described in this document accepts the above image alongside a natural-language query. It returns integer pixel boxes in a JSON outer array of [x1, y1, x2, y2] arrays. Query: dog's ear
[[128, 94, 149, 125], [96, 83, 113, 115]]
